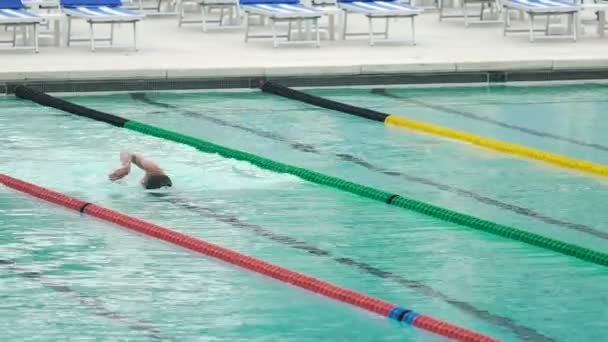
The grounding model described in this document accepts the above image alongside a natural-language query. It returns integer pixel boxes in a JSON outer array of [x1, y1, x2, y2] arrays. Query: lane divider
[[259, 81, 608, 178], [162, 196, 552, 341], [130, 92, 608, 241], [372, 88, 608, 153], [0, 173, 498, 342], [14, 85, 608, 268]]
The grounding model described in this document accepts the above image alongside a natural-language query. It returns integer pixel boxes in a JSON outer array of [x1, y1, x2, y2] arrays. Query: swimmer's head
[[144, 175, 172, 190]]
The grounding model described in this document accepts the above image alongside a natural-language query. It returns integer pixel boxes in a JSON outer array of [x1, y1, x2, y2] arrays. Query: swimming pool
[[1, 82, 607, 341]]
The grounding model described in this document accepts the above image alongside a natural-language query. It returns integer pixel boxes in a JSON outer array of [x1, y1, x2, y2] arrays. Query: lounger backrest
[[0, 0, 25, 9], [60, 0, 122, 7], [240, 0, 299, 5]]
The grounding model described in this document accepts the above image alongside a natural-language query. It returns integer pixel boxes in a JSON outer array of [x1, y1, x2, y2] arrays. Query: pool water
[[1, 83, 607, 341]]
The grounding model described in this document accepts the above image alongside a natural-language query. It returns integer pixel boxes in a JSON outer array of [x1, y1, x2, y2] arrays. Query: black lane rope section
[[259, 81, 389, 122], [0, 259, 166, 341], [16, 89, 128, 127], [130, 93, 608, 241], [157, 195, 552, 342], [371, 88, 608, 153]]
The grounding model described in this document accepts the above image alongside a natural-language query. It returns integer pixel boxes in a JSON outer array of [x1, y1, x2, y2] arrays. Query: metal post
[[411, 16, 415, 45], [272, 19, 278, 48], [89, 21, 95, 51], [34, 23, 39, 53], [368, 16, 374, 46], [133, 21, 138, 50]]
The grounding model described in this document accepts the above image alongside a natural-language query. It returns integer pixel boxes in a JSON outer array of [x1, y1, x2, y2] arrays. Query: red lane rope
[[0, 173, 499, 342]]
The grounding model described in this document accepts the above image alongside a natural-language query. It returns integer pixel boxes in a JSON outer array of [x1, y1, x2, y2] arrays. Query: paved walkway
[[1, 7, 608, 81]]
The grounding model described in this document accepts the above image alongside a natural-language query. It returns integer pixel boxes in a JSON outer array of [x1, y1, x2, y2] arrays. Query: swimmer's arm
[[130, 153, 164, 175], [108, 151, 132, 181]]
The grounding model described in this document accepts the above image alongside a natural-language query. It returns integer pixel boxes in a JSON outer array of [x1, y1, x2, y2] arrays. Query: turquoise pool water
[[1, 83, 607, 341]]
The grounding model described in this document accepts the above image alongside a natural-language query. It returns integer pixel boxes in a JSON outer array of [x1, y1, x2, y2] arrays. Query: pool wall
[[3, 67, 608, 94]]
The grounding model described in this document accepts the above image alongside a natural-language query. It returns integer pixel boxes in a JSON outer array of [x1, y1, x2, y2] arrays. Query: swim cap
[[145, 175, 172, 190]]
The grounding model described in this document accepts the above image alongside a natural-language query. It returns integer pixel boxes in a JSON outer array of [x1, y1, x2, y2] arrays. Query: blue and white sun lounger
[[61, 0, 145, 51], [240, 0, 323, 48], [502, 0, 579, 42], [0, 0, 43, 52], [338, 0, 422, 46]]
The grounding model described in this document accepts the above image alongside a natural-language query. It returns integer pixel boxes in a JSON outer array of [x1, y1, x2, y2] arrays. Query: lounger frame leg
[[329, 12, 335, 40], [201, 5, 207, 31], [463, 0, 469, 26], [178, 0, 184, 27], [89, 21, 95, 52], [110, 23, 115, 45], [133, 21, 138, 51], [598, 10, 606, 37], [572, 12, 577, 42], [411, 16, 415, 45], [288, 20, 292, 41], [12, 26, 17, 47], [234, 4, 241, 25], [342, 10, 348, 40], [244, 12, 250, 42], [368, 16, 373, 46], [528, 12, 534, 42], [315, 17, 320, 47], [67, 16, 72, 46], [297, 19, 302, 38], [33, 23, 39, 53], [503, 6, 510, 36], [243, 12, 249, 43], [384, 17, 389, 38], [271, 18, 277, 48]]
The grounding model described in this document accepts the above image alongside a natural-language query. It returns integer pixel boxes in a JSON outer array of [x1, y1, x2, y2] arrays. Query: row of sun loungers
[[0, 0, 605, 52], [0, 0, 143, 52]]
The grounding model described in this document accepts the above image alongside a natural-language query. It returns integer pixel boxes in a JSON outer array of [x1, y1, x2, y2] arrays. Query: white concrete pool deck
[[1, 8, 608, 81]]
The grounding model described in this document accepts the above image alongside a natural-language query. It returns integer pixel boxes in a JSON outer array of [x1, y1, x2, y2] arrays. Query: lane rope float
[[162, 195, 551, 341], [130, 92, 608, 241], [0, 173, 499, 342], [14, 85, 608, 268], [259, 81, 608, 178], [372, 88, 608, 153]]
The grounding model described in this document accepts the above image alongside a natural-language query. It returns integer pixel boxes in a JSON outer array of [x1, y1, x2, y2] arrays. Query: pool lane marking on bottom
[[159, 195, 553, 342], [371, 88, 608, 153], [0, 173, 498, 342], [0, 259, 165, 341], [259, 81, 608, 178], [14, 86, 608, 268], [130, 92, 608, 241]]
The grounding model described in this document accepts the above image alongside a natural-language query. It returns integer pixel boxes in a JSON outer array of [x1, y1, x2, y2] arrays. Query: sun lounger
[[0, 0, 43, 52], [502, 0, 579, 41], [338, 0, 422, 45], [438, 0, 502, 26], [577, 0, 608, 37], [240, 0, 323, 47], [60, 0, 145, 51], [177, 0, 240, 31]]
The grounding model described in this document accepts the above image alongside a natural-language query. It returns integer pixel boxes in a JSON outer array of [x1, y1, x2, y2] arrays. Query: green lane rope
[[13, 84, 607, 267], [124, 120, 608, 267]]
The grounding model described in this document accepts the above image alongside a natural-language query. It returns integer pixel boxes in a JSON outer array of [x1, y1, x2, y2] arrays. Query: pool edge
[[3, 60, 608, 93]]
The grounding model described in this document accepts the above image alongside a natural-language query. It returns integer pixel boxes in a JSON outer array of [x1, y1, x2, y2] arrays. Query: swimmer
[[109, 151, 172, 189]]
